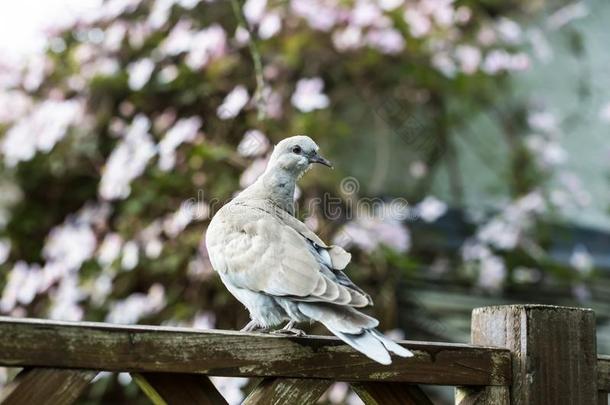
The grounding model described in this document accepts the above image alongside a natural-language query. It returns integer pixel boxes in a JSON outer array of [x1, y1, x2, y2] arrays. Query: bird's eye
[[292, 146, 302, 154]]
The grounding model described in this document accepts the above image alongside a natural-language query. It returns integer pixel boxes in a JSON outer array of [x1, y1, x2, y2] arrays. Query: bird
[[205, 135, 413, 364]]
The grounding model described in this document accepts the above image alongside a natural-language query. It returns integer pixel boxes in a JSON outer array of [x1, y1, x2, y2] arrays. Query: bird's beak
[[309, 154, 333, 168]]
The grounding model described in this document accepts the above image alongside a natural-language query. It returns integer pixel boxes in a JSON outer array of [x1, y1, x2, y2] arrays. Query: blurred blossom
[[0, 239, 10, 265], [240, 157, 268, 188], [0, 91, 31, 123], [210, 377, 249, 405], [335, 209, 410, 253], [366, 28, 405, 54], [186, 24, 227, 69], [380, 0, 403, 10], [482, 50, 530, 74], [528, 111, 558, 133], [163, 202, 204, 237], [327, 382, 349, 403], [403, 7, 431, 38], [128, 22, 150, 48], [477, 218, 519, 250], [234, 26, 250, 45], [161, 20, 193, 54], [351, 0, 382, 27], [570, 244, 593, 274], [192, 311, 216, 329], [1, 99, 83, 167], [332, 27, 363, 52], [496, 18, 522, 44], [513, 266, 542, 284], [158, 65, 179, 83], [99, 115, 156, 200], [1, 262, 29, 312], [477, 254, 506, 291], [291, 0, 339, 31], [477, 25, 497, 46], [98, 233, 123, 267], [217, 85, 250, 119], [118, 372, 132, 386], [547, 2, 589, 30], [90, 273, 114, 306], [121, 240, 139, 270], [528, 28, 553, 63], [49, 274, 85, 321], [526, 134, 567, 167], [106, 284, 166, 324], [261, 87, 283, 119], [409, 161, 428, 178], [237, 129, 269, 157], [44, 223, 97, 270], [104, 21, 127, 51], [572, 283, 591, 302], [158, 116, 202, 171], [141, 221, 164, 259], [291, 77, 330, 112], [161, 21, 226, 69], [127, 58, 155, 90], [258, 12, 282, 39], [455, 45, 481, 74], [431, 52, 456, 77], [244, 0, 267, 24], [416, 196, 448, 222], [598, 102, 610, 123]]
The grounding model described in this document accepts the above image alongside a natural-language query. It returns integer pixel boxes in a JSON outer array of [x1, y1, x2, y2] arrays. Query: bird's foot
[[240, 321, 270, 333], [271, 328, 306, 337], [271, 321, 306, 337]]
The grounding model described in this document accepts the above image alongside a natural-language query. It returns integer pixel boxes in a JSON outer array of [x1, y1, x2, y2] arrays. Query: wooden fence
[[0, 304, 607, 404]]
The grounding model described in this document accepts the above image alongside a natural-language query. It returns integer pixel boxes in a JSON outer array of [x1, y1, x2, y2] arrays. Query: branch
[[230, 0, 266, 120]]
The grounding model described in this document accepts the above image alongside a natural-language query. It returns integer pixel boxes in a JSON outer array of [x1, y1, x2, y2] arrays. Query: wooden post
[[466, 305, 598, 405]]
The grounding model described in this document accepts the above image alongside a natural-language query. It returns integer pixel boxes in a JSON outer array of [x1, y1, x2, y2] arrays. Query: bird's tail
[[298, 303, 413, 365]]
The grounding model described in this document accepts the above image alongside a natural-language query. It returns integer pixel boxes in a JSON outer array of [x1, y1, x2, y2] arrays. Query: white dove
[[205, 135, 413, 364]]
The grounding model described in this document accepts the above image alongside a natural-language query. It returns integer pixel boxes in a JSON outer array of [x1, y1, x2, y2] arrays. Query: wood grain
[[0, 317, 511, 386], [599, 355, 610, 391], [133, 373, 227, 405], [352, 382, 434, 405], [0, 368, 96, 405], [469, 305, 597, 405], [242, 378, 330, 405]]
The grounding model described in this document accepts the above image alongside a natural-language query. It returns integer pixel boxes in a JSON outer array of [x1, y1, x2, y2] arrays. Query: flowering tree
[[0, 0, 598, 402]]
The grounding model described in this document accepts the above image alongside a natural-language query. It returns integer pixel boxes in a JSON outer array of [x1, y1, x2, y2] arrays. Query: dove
[[205, 135, 413, 364]]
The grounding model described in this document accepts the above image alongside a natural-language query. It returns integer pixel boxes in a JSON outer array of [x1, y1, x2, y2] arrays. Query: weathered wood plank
[[598, 391, 609, 405], [133, 373, 227, 405], [0, 368, 96, 405], [242, 377, 330, 405], [0, 317, 511, 386], [470, 305, 597, 405], [454, 386, 510, 405], [352, 382, 434, 405], [600, 355, 610, 391]]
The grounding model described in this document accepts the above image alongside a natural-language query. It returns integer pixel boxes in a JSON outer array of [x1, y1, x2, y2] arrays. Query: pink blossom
[[99, 115, 156, 200], [127, 58, 155, 90], [416, 196, 448, 222], [217, 85, 250, 119], [158, 116, 202, 170], [291, 77, 330, 112], [366, 28, 405, 54], [237, 129, 270, 157]]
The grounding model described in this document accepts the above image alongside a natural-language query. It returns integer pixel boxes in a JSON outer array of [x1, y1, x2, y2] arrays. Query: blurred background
[[0, 0, 609, 403]]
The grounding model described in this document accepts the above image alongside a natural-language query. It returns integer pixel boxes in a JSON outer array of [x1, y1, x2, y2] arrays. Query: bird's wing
[[207, 202, 370, 307]]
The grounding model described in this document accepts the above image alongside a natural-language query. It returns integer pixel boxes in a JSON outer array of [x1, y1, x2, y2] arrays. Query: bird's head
[[267, 135, 332, 178]]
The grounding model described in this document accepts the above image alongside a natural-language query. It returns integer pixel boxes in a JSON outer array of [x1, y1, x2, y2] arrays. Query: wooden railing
[[0, 305, 607, 404]]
